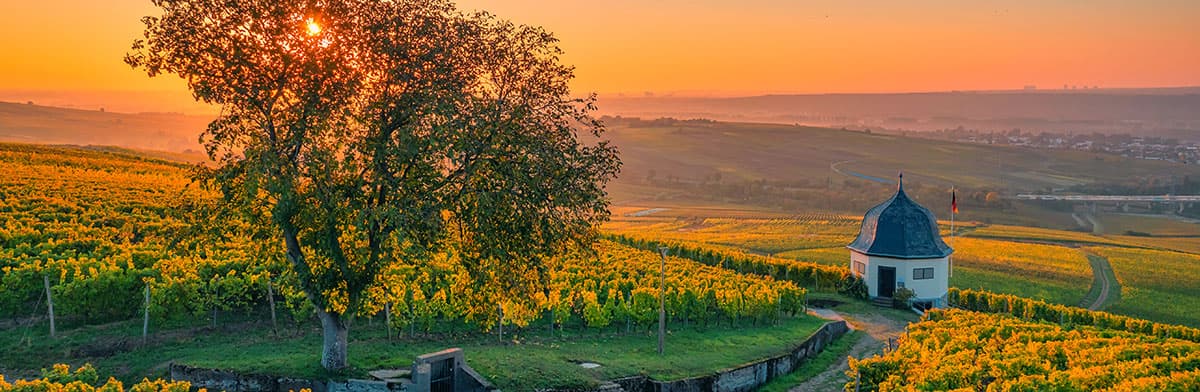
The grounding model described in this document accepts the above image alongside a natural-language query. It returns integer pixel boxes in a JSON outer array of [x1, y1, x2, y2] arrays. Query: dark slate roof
[[847, 177, 953, 259]]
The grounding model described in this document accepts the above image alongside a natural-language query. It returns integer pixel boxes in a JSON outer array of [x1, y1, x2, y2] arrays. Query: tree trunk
[[317, 307, 349, 370]]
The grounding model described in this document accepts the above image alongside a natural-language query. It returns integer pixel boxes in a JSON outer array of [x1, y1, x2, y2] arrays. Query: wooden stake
[[43, 275, 55, 339], [267, 280, 278, 334], [212, 285, 218, 328], [143, 285, 150, 345], [384, 303, 392, 341]]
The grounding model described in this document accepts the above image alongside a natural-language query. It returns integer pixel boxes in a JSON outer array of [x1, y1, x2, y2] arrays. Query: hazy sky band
[[1, 0, 1197, 112]]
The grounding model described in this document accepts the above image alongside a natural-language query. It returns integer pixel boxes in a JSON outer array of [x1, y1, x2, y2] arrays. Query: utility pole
[[658, 246, 668, 355]]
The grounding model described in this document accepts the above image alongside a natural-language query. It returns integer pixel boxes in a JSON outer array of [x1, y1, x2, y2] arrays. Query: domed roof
[[847, 175, 953, 259]]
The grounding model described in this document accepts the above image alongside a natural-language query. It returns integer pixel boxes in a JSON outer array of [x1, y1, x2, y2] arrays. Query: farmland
[[605, 216, 1094, 306], [1087, 247, 1200, 328], [848, 308, 1200, 391], [605, 207, 1200, 329], [0, 143, 830, 390], [3, 116, 1200, 389]]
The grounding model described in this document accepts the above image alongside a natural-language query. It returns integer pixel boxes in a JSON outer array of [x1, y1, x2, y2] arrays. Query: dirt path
[[790, 309, 910, 392], [1082, 252, 1119, 310]]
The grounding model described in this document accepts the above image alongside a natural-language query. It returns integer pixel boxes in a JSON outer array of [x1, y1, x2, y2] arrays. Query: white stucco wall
[[850, 250, 948, 302]]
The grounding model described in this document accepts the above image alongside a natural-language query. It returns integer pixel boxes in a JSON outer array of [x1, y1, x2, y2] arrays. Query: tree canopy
[[128, 0, 620, 369]]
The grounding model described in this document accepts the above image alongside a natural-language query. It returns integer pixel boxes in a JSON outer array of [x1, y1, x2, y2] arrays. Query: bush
[[892, 288, 915, 309]]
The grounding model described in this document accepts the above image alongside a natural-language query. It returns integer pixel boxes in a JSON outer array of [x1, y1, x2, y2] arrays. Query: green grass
[[950, 266, 1086, 306], [805, 292, 922, 324], [756, 331, 863, 392], [0, 314, 828, 391]]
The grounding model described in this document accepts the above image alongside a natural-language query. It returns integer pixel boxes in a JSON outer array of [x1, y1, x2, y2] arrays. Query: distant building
[[848, 174, 953, 308]]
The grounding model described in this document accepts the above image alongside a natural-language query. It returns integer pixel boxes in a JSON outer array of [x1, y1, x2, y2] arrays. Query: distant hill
[[601, 117, 1200, 228], [6, 100, 1199, 225], [597, 88, 1200, 141], [0, 101, 211, 153], [603, 117, 1200, 191]]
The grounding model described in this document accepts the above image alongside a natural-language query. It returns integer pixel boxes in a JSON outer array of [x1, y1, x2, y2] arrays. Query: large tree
[[128, 0, 620, 369]]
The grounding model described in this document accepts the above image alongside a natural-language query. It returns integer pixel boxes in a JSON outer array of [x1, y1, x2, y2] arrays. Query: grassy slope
[[0, 314, 827, 391], [756, 330, 864, 392]]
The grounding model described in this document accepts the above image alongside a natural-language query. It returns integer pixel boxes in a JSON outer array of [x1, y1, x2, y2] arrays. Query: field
[[0, 143, 827, 390], [599, 117, 1200, 230], [849, 308, 1200, 391], [607, 216, 1093, 307], [14, 102, 1194, 232], [947, 237, 1092, 306], [1087, 247, 1200, 328], [0, 307, 827, 390], [5, 111, 1200, 390], [602, 118, 1200, 193], [1096, 213, 1200, 237], [965, 224, 1135, 246], [603, 215, 860, 255], [607, 207, 1200, 331]]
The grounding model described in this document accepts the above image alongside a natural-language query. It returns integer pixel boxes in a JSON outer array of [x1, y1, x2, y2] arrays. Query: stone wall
[[578, 320, 850, 392], [169, 364, 329, 392]]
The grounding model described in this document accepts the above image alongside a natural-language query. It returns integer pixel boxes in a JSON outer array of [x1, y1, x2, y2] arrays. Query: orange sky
[[1, 0, 1198, 114]]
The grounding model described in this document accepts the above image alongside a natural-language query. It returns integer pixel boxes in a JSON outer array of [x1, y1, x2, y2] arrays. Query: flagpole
[[950, 185, 955, 278]]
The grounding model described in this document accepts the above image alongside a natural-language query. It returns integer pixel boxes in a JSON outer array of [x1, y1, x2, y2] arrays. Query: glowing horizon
[[1, 0, 1198, 114]]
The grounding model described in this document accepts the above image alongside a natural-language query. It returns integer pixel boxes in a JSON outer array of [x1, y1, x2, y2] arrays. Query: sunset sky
[[1, 0, 1197, 114]]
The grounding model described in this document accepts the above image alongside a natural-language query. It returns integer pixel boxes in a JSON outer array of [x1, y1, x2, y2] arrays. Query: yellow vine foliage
[[848, 308, 1200, 391]]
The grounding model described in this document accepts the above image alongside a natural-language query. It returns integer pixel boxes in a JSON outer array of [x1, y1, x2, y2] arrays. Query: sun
[[306, 18, 322, 36]]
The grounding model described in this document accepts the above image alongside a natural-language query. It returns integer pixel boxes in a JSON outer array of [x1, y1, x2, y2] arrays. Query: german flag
[[952, 189, 959, 214]]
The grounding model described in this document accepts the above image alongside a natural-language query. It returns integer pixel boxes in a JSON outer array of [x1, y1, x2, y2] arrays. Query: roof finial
[[898, 171, 904, 191]]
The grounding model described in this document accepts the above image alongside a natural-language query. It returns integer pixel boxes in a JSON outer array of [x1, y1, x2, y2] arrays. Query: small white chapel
[[847, 174, 953, 308]]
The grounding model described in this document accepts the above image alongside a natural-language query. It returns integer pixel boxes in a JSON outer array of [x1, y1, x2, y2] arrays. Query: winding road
[[830, 160, 895, 185]]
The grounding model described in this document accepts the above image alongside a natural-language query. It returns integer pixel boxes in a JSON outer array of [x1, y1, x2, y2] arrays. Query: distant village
[[917, 128, 1200, 165]]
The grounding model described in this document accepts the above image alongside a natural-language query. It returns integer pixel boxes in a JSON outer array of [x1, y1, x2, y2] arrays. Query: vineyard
[[0, 143, 223, 323], [603, 216, 861, 254], [965, 224, 1136, 247], [848, 308, 1200, 391], [8, 141, 1200, 390], [0, 364, 189, 392], [1087, 247, 1200, 328], [607, 215, 1101, 307], [606, 234, 866, 297], [947, 237, 1092, 306], [0, 143, 811, 352]]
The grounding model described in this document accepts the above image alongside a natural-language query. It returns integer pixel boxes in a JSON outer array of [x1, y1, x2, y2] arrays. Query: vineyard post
[[142, 285, 150, 345], [43, 275, 55, 339], [498, 303, 505, 343], [267, 279, 278, 335], [385, 303, 392, 340], [802, 290, 808, 314], [212, 284, 218, 328], [854, 365, 861, 392], [658, 245, 668, 355]]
